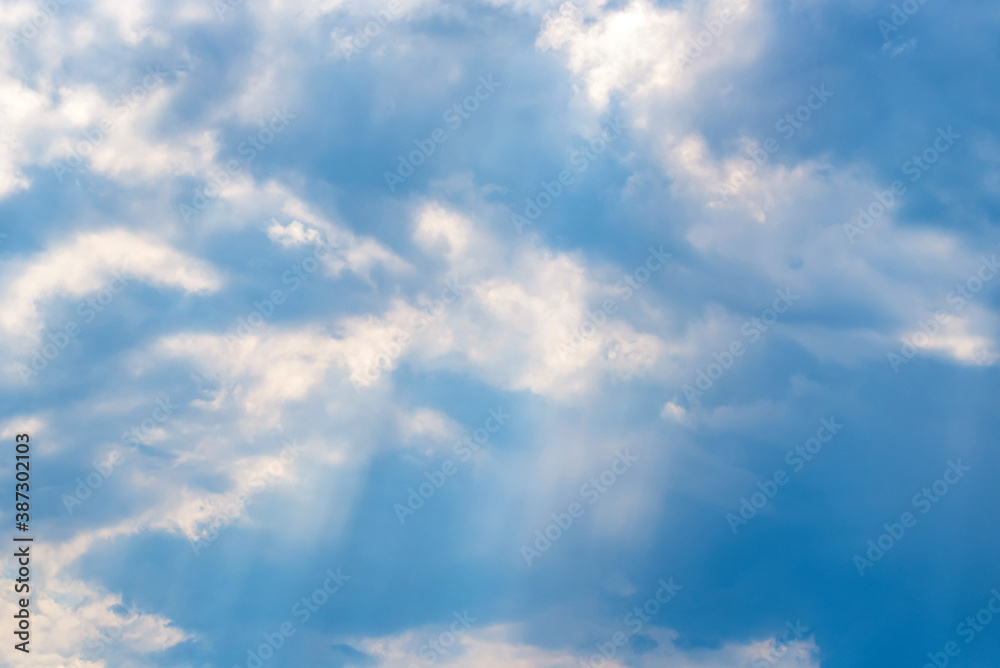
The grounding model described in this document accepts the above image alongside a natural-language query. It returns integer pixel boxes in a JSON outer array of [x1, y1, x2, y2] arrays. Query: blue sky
[[1, 0, 999, 666]]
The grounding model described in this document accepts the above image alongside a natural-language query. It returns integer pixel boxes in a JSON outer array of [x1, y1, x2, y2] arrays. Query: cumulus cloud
[[345, 623, 821, 668], [155, 199, 677, 419], [0, 228, 222, 340], [0, 571, 189, 667], [3, 0, 997, 666], [538, 0, 1000, 374]]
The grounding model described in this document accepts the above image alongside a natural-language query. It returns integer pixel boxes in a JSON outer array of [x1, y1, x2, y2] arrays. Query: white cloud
[[0, 570, 189, 667], [152, 198, 678, 435], [660, 400, 690, 425], [414, 202, 473, 260], [396, 406, 462, 446], [0, 50, 210, 196], [0, 228, 221, 340], [539, 0, 1000, 374], [0, 415, 44, 440], [267, 192, 411, 277], [538, 0, 763, 111], [348, 622, 821, 668]]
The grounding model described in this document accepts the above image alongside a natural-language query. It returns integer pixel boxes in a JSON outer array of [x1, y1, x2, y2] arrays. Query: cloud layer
[[1, 0, 998, 666]]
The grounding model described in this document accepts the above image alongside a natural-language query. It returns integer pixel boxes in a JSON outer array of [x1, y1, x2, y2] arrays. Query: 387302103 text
[[12, 433, 33, 654]]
